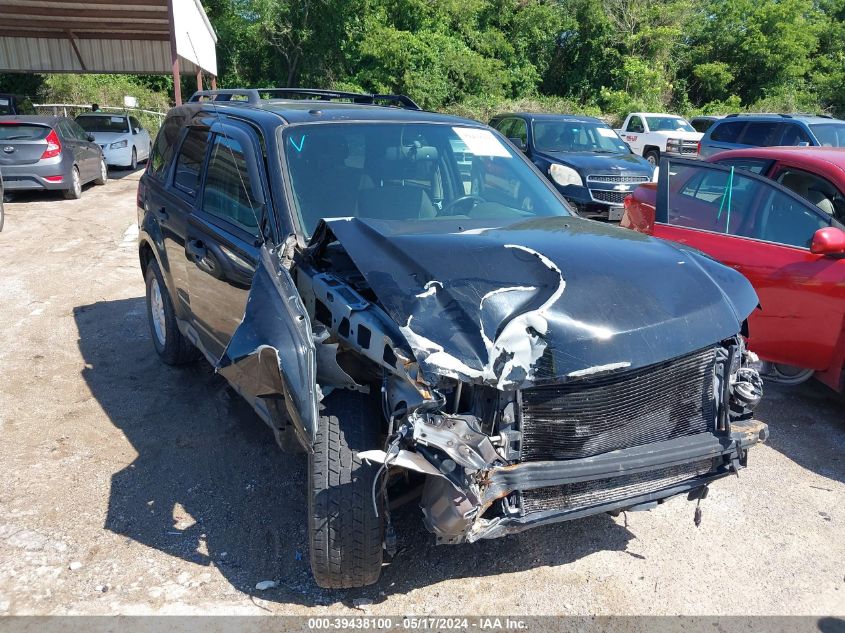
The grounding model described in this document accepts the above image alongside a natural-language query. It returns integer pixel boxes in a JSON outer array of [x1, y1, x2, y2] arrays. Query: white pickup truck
[[615, 113, 703, 166]]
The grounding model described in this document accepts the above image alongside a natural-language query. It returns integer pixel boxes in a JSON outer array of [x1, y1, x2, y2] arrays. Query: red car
[[622, 147, 845, 392]]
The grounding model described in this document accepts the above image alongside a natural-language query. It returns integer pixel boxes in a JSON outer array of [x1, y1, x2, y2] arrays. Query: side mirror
[[810, 226, 845, 255], [133, 127, 140, 135], [508, 137, 527, 152], [86, 133, 96, 142], [620, 193, 656, 235]]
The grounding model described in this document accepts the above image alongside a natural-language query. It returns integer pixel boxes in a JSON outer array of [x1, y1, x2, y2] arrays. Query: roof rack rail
[[725, 112, 792, 118], [725, 112, 834, 119], [188, 88, 421, 110]]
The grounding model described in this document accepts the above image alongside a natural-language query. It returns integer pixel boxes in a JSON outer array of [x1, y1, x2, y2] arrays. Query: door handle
[[186, 239, 207, 261], [154, 207, 168, 221]]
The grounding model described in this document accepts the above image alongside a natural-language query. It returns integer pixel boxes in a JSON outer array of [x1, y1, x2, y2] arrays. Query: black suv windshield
[[532, 120, 629, 153], [283, 122, 570, 235], [810, 123, 845, 147], [76, 115, 130, 133]]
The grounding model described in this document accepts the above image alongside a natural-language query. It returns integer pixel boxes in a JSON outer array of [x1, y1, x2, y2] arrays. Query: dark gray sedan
[[0, 115, 107, 199]]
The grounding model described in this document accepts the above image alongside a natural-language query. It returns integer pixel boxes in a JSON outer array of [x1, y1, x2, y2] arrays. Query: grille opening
[[520, 347, 717, 462], [521, 459, 714, 514]]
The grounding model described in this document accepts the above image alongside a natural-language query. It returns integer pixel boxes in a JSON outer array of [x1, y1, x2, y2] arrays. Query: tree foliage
[[4, 0, 843, 120]]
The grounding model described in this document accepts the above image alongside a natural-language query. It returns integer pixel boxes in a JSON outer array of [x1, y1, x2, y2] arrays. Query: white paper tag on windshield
[[597, 127, 620, 138], [452, 127, 511, 158], [111, 116, 124, 123], [0, 98, 8, 106]]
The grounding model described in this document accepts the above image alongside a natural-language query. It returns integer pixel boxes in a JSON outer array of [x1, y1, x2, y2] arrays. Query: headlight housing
[[549, 164, 583, 187], [666, 138, 682, 153], [110, 140, 128, 149]]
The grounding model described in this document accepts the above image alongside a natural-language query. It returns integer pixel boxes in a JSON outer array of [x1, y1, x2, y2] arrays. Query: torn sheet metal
[[217, 245, 319, 445], [309, 216, 759, 389]]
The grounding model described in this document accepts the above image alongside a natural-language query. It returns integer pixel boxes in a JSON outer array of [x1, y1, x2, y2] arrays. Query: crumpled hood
[[316, 216, 758, 388], [534, 150, 653, 174]]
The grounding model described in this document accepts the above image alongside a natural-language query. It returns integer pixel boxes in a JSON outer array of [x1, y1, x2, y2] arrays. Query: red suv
[[622, 147, 845, 393]]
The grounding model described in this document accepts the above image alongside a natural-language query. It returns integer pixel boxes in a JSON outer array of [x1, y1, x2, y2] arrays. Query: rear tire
[[309, 391, 384, 589], [644, 149, 660, 167], [144, 259, 198, 365], [94, 157, 108, 185], [63, 166, 82, 199]]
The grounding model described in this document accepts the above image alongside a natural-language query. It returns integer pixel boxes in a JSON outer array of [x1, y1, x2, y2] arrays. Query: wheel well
[[139, 241, 154, 278], [644, 145, 660, 155]]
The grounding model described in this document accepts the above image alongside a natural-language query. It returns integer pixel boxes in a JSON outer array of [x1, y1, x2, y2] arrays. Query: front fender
[[216, 245, 319, 448]]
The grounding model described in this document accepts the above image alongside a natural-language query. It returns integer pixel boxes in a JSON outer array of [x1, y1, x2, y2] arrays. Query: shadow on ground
[[74, 296, 635, 605], [756, 379, 845, 486]]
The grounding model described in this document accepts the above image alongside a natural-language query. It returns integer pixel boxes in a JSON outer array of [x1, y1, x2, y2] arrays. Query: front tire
[[644, 149, 660, 167], [309, 391, 384, 589], [63, 166, 82, 199], [130, 147, 137, 171], [144, 259, 198, 365]]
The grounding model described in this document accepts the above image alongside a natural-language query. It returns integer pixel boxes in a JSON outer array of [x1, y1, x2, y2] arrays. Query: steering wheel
[[440, 194, 485, 215]]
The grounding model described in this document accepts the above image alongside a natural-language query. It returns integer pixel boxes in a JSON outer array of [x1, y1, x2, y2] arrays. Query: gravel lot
[[0, 171, 843, 616]]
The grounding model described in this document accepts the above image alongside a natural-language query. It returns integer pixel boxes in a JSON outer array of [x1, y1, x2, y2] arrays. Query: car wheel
[[309, 390, 384, 589], [62, 166, 82, 200], [644, 150, 660, 167], [130, 147, 138, 171], [144, 259, 199, 365], [94, 157, 108, 185]]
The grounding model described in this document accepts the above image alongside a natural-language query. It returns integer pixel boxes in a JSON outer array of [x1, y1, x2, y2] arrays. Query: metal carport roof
[[0, 0, 218, 104]]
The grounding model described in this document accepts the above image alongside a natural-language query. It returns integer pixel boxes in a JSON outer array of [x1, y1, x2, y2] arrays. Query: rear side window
[[202, 134, 260, 233], [148, 114, 185, 179], [173, 128, 209, 196], [739, 122, 781, 147], [780, 124, 812, 146], [710, 121, 746, 143], [0, 124, 49, 140]]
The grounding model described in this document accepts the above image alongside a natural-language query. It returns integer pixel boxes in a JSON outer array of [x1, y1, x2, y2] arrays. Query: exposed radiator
[[520, 347, 717, 461], [521, 459, 714, 514]]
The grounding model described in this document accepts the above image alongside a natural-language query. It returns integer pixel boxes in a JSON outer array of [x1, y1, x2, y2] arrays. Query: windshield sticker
[[0, 98, 8, 106], [597, 127, 620, 138], [110, 116, 124, 123], [452, 127, 511, 158]]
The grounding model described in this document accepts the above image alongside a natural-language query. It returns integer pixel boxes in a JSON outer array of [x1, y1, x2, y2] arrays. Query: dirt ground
[[0, 170, 843, 616]]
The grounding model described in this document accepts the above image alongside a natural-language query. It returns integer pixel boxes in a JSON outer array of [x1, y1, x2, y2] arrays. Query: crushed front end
[[364, 338, 765, 543]]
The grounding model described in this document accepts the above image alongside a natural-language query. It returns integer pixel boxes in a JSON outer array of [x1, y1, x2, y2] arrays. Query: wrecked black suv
[[137, 88, 767, 589]]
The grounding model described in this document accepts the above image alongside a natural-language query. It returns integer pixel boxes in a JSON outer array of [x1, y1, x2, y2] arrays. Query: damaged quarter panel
[[313, 215, 759, 387]]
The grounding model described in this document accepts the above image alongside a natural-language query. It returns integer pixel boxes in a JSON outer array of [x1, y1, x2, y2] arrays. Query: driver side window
[[666, 163, 834, 249], [627, 116, 644, 133]]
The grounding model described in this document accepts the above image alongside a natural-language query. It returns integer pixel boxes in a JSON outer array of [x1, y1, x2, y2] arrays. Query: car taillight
[[697, 141, 701, 154], [40, 129, 61, 160]]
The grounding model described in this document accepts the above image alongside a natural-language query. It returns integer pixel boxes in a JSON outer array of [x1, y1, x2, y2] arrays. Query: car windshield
[[76, 115, 130, 133], [283, 122, 571, 235], [646, 116, 695, 132], [809, 123, 845, 147], [532, 120, 629, 153]]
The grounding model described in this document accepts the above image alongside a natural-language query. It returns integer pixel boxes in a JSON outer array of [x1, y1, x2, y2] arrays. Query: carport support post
[[211, 76, 217, 90], [196, 69, 203, 92], [167, 0, 182, 106]]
